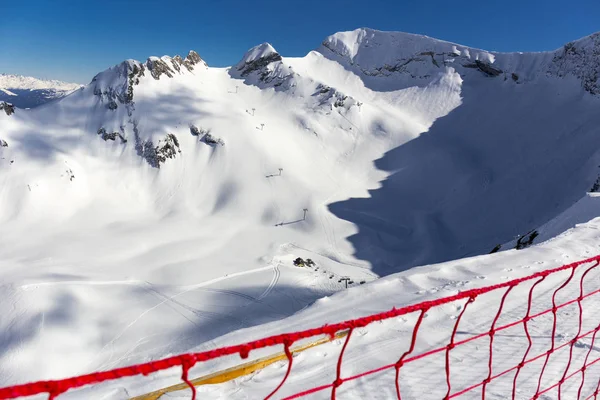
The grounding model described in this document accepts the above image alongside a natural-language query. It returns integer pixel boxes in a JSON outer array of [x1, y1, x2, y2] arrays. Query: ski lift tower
[[338, 277, 351, 289]]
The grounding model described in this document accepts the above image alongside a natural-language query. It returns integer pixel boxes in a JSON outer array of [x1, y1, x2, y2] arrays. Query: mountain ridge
[[324, 27, 600, 55], [75, 28, 600, 100], [0, 73, 82, 109], [317, 28, 600, 93], [0, 73, 82, 91]]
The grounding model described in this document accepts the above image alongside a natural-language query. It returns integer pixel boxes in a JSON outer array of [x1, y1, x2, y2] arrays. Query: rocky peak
[[230, 43, 295, 89], [90, 50, 206, 109], [185, 50, 203, 67], [147, 57, 176, 80], [177, 50, 206, 72], [91, 59, 145, 107], [235, 43, 282, 77]]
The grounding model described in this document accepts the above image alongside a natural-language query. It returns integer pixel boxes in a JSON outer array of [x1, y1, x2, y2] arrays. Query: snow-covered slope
[[0, 73, 82, 108], [1, 28, 600, 398], [105, 210, 600, 400], [313, 28, 600, 275]]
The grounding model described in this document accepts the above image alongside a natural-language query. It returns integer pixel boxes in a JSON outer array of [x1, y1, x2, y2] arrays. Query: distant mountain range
[[0, 73, 82, 108]]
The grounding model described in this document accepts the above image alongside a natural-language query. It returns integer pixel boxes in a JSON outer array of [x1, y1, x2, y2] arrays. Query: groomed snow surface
[[1, 28, 600, 399]]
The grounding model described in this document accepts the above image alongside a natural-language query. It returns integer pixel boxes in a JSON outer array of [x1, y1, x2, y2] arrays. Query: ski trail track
[[257, 263, 281, 301], [57, 264, 285, 370], [142, 284, 245, 326]]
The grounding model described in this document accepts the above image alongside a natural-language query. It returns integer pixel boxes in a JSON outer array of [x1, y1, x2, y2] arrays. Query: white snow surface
[[1, 28, 600, 399]]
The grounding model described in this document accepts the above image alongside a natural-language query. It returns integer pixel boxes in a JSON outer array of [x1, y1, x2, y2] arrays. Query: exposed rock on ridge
[[133, 121, 181, 169], [319, 28, 600, 94], [91, 51, 206, 110], [97, 127, 127, 143], [231, 43, 294, 88], [0, 101, 15, 116], [549, 33, 600, 95]]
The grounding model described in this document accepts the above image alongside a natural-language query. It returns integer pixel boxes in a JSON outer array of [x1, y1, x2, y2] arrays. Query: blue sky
[[1, 0, 598, 84]]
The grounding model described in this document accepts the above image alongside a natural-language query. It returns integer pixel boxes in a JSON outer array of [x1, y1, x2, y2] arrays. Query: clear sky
[[1, 0, 598, 84]]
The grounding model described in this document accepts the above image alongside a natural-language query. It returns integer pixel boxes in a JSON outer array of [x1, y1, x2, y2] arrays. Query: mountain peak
[[241, 43, 278, 62], [318, 28, 471, 67], [234, 43, 282, 76], [89, 50, 207, 110], [185, 50, 203, 66]]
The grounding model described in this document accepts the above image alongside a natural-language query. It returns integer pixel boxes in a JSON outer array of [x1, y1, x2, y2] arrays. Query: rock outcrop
[[549, 33, 600, 95], [464, 60, 503, 77], [97, 128, 127, 143], [190, 124, 224, 146], [147, 51, 207, 81], [154, 134, 181, 164], [314, 84, 359, 111], [200, 132, 224, 146], [147, 57, 175, 80], [0, 101, 15, 116], [134, 125, 181, 168], [183, 50, 203, 71]]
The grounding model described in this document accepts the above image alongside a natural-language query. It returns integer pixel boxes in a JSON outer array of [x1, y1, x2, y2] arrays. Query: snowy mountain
[[0, 73, 82, 108], [1, 28, 600, 399], [318, 29, 600, 94]]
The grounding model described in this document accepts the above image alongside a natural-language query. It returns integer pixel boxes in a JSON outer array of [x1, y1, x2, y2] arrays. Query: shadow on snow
[[329, 80, 600, 277]]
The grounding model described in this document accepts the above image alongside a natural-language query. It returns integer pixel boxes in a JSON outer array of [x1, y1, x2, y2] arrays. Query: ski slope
[[77, 194, 600, 400], [1, 28, 600, 399], [51, 194, 600, 400]]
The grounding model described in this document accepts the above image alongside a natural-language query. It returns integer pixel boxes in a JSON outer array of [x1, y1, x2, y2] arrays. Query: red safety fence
[[2, 255, 600, 399]]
